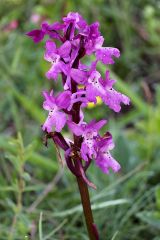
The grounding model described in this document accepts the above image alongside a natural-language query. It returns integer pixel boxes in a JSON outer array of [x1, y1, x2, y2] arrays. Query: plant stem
[[76, 176, 99, 240]]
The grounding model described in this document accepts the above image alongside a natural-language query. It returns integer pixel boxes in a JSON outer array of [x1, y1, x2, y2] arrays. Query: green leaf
[[51, 199, 129, 217], [12, 89, 45, 124], [39, 212, 43, 240], [43, 219, 67, 240], [156, 187, 160, 210], [136, 211, 160, 229]]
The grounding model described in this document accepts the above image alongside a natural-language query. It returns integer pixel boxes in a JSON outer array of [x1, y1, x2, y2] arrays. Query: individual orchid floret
[[44, 40, 71, 80], [42, 90, 71, 133], [71, 63, 130, 112], [100, 70, 130, 112], [26, 21, 64, 43], [85, 62, 105, 104], [96, 47, 120, 64], [63, 66, 87, 90], [95, 132, 121, 174], [68, 120, 107, 161], [83, 22, 104, 55], [66, 62, 101, 106], [63, 12, 87, 29], [63, 12, 87, 39]]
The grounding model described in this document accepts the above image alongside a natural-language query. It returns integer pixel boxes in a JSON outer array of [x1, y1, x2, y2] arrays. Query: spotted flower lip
[[86, 68, 105, 103], [96, 47, 120, 64], [100, 70, 130, 112], [95, 133, 121, 174], [42, 90, 71, 133]]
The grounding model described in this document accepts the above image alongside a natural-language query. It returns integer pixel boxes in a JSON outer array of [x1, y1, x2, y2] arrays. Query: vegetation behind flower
[[0, 1, 160, 239]]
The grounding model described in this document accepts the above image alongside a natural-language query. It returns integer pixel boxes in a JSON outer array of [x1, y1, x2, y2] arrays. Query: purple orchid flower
[[82, 22, 104, 55], [59, 63, 86, 90], [85, 61, 105, 104], [44, 40, 71, 80], [100, 70, 130, 112], [61, 56, 88, 90], [27, 12, 131, 239], [26, 11, 131, 186], [70, 62, 130, 112], [95, 132, 121, 174], [42, 90, 71, 133], [44, 38, 86, 89], [63, 12, 87, 39], [86, 67, 130, 112], [68, 120, 107, 161], [26, 21, 64, 43], [64, 62, 95, 107]]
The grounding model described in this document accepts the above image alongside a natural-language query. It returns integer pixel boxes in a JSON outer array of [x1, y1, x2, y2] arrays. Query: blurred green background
[[0, 0, 160, 239]]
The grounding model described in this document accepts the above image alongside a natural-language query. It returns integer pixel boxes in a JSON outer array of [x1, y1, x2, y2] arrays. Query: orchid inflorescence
[[27, 12, 130, 189]]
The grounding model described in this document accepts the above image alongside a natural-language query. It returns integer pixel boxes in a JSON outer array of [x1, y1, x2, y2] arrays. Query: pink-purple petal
[[96, 153, 121, 174], [81, 142, 89, 161], [96, 47, 120, 64], [86, 85, 97, 103], [58, 41, 71, 58], [26, 29, 45, 43], [56, 90, 71, 109], [92, 119, 107, 131], [45, 62, 62, 80], [67, 121, 83, 136], [42, 90, 56, 110], [70, 69, 87, 84], [55, 112, 67, 132], [102, 89, 130, 112]]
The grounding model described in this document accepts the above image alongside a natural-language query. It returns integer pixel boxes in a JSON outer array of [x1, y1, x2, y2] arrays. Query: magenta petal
[[92, 119, 107, 131], [86, 85, 98, 103], [42, 115, 56, 133], [63, 12, 87, 29], [55, 112, 67, 132], [81, 142, 89, 161], [56, 91, 71, 109], [97, 134, 115, 152], [67, 121, 83, 136], [45, 40, 56, 52], [100, 70, 130, 112], [103, 70, 116, 88], [26, 29, 45, 43], [96, 153, 121, 174], [42, 90, 56, 110], [45, 63, 61, 80], [42, 112, 66, 133], [96, 47, 120, 64], [70, 69, 87, 84], [41, 22, 49, 31], [58, 41, 71, 58], [102, 90, 130, 112], [48, 22, 64, 30]]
